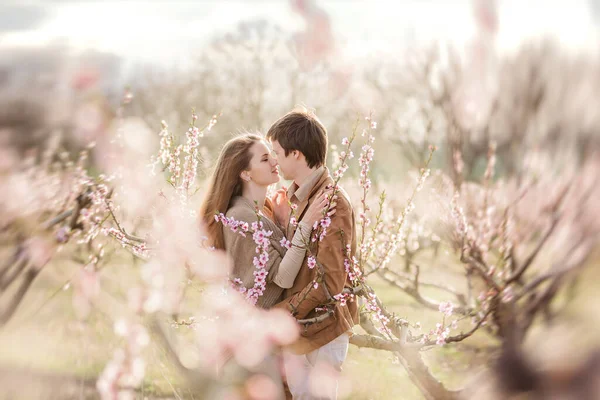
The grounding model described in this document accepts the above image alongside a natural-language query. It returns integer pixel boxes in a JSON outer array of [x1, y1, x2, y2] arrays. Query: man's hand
[[271, 186, 291, 228]]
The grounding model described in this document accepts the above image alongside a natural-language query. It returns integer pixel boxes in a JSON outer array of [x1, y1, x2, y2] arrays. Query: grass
[[0, 246, 599, 399]]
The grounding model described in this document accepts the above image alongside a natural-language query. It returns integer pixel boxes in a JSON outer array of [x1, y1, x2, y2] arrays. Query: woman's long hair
[[199, 134, 262, 249]]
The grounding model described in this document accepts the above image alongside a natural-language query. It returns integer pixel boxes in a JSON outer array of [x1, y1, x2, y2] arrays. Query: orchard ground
[[1, 244, 598, 400]]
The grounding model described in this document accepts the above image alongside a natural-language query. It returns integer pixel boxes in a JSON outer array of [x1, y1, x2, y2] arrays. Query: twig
[[375, 269, 471, 315], [298, 309, 333, 325], [0, 255, 28, 291], [423, 308, 493, 346], [0, 246, 23, 284], [0, 269, 38, 326], [104, 199, 146, 243], [506, 213, 560, 284], [461, 254, 500, 292], [41, 209, 74, 230], [516, 238, 591, 298]]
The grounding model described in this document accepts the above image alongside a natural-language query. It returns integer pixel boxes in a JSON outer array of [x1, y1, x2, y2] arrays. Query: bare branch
[[423, 308, 494, 346], [376, 269, 471, 315], [506, 212, 561, 284], [350, 333, 459, 400], [0, 246, 23, 283], [517, 238, 592, 297], [105, 200, 147, 243], [0, 255, 28, 291], [41, 209, 73, 230], [382, 266, 467, 305], [0, 268, 38, 326], [298, 309, 333, 325], [461, 254, 500, 292]]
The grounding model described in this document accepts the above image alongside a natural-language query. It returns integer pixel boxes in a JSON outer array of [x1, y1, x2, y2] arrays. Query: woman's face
[[244, 140, 280, 186]]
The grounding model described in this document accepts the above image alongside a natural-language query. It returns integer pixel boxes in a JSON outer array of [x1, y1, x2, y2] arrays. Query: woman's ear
[[240, 171, 251, 182]]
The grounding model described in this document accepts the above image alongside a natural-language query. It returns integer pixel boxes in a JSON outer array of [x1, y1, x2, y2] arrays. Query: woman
[[200, 133, 334, 308]]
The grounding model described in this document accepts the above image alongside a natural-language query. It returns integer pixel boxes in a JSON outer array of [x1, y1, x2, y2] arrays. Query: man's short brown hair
[[266, 108, 328, 169]]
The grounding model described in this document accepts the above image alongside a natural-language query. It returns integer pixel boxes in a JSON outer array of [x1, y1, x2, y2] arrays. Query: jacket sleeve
[[273, 195, 354, 318], [272, 221, 312, 288]]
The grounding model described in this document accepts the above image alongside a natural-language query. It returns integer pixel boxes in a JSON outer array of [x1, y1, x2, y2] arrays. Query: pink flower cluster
[[230, 277, 247, 295], [343, 253, 363, 285], [207, 114, 219, 131], [365, 292, 391, 333], [416, 168, 430, 192], [333, 292, 354, 307], [151, 113, 218, 198], [451, 192, 469, 239], [438, 301, 454, 317], [359, 142, 375, 193], [215, 213, 274, 305], [332, 134, 356, 180], [98, 224, 148, 260], [214, 213, 256, 237], [312, 215, 331, 242], [279, 237, 292, 250], [431, 322, 450, 345], [103, 227, 128, 247], [365, 115, 377, 130], [418, 302, 457, 346], [131, 243, 149, 258], [181, 125, 202, 191], [97, 320, 149, 400]]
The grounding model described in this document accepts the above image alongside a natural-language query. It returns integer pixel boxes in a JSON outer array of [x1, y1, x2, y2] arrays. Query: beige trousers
[[283, 333, 350, 400]]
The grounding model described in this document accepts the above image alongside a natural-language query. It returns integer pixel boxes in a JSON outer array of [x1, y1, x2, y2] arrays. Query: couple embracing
[[200, 108, 358, 399]]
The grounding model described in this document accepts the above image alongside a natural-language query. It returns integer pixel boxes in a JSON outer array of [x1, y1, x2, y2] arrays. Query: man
[[266, 108, 358, 399]]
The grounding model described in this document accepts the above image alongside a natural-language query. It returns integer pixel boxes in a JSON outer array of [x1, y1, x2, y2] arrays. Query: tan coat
[[273, 168, 359, 355]]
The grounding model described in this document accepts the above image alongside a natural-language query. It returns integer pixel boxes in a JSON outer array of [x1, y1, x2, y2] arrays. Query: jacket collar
[[286, 167, 331, 237], [288, 166, 326, 203]]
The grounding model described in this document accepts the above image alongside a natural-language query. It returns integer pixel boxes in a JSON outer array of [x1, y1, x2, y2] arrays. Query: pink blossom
[[320, 216, 331, 229], [253, 230, 265, 242], [259, 252, 269, 265], [438, 301, 454, 317]]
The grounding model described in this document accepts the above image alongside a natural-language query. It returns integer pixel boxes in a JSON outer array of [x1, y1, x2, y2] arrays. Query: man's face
[[271, 140, 296, 181]]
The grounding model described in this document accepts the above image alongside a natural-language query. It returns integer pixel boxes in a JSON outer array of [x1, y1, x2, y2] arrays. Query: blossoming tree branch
[[1, 81, 599, 400]]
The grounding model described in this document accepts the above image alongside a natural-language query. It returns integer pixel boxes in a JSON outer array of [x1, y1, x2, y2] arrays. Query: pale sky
[[0, 0, 598, 67]]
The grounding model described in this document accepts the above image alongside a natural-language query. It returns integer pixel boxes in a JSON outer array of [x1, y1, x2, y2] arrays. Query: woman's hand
[[303, 190, 337, 227], [271, 186, 291, 227]]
